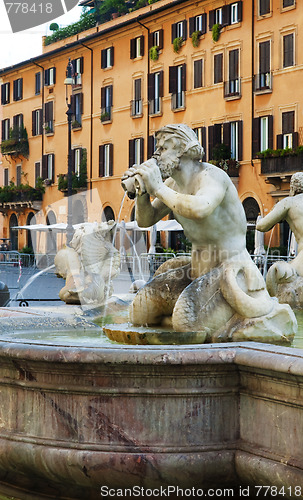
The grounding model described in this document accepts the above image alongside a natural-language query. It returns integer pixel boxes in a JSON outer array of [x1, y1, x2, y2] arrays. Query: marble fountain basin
[[0, 308, 302, 498]]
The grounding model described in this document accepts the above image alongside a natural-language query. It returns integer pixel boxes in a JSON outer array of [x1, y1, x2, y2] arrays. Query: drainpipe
[[251, 0, 255, 166], [31, 60, 45, 167], [137, 19, 150, 159], [80, 42, 94, 196]]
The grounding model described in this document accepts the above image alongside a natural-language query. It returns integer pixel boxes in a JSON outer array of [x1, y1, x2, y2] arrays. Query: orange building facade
[[0, 0, 301, 252]]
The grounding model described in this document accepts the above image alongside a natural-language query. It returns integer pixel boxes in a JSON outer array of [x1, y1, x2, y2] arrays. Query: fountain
[[0, 125, 302, 499]]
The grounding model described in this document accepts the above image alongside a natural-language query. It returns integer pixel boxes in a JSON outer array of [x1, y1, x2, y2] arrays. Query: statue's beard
[[156, 157, 180, 179]]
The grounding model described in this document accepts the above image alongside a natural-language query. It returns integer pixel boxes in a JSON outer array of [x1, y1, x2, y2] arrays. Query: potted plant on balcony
[[191, 30, 201, 48], [173, 37, 183, 53], [1, 126, 29, 158], [149, 45, 159, 61], [72, 120, 81, 129], [212, 23, 221, 42], [211, 143, 240, 176], [100, 111, 110, 123]]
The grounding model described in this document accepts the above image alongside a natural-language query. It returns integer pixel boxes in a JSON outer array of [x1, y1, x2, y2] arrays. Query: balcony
[[149, 97, 162, 116], [171, 91, 185, 111], [1, 126, 29, 159], [254, 72, 272, 93], [0, 181, 44, 213], [260, 150, 303, 193], [100, 106, 112, 123], [224, 78, 241, 99], [130, 99, 142, 117]]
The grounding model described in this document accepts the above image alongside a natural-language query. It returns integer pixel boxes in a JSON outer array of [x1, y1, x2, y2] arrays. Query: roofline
[[0, 0, 190, 76]]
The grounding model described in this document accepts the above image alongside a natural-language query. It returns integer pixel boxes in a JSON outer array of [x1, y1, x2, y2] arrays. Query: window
[[283, 0, 294, 6], [189, 14, 207, 36], [252, 115, 273, 157], [256, 40, 271, 90], [4, 169, 9, 187], [215, 8, 223, 24], [35, 72, 41, 95], [101, 47, 114, 68], [193, 127, 206, 157], [44, 67, 56, 86], [214, 53, 223, 84], [71, 93, 83, 127], [259, 0, 270, 15], [32, 109, 42, 136], [283, 33, 294, 68], [13, 78, 23, 101], [149, 29, 164, 49], [1, 83, 10, 105], [101, 85, 113, 122], [71, 57, 84, 85], [225, 49, 240, 97], [42, 154, 55, 181], [276, 111, 298, 150], [194, 59, 203, 89], [231, 3, 238, 23], [44, 101, 54, 133], [230, 122, 240, 160], [148, 135, 157, 157], [130, 36, 144, 59], [35, 162, 40, 186], [131, 79, 142, 117], [171, 20, 187, 42], [129, 138, 144, 167], [99, 144, 113, 177], [16, 165, 22, 186], [1, 119, 10, 141], [209, 2, 242, 28], [13, 114, 23, 133], [208, 121, 243, 162], [73, 148, 82, 177], [148, 71, 163, 115], [169, 64, 186, 110]]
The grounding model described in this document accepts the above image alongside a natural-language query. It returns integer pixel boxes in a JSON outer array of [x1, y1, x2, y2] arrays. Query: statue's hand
[[136, 158, 163, 197]]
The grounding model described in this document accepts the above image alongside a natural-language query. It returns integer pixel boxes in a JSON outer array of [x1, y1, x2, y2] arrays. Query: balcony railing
[[149, 97, 162, 115], [130, 99, 143, 117], [100, 106, 112, 122], [224, 78, 241, 99], [171, 91, 185, 111], [255, 72, 272, 92], [1, 126, 29, 158], [261, 153, 303, 175]]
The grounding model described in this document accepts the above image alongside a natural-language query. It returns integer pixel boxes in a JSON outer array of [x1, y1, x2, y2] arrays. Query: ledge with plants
[[210, 143, 240, 176], [257, 146, 303, 175], [57, 149, 88, 194], [149, 45, 159, 61], [256, 146, 303, 159], [191, 30, 201, 48], [1, 126, 29, 159], [173, 37, 183, 53], [0, 179, 45, 205], [72, 120, 82, 130], [212, 23, 221, 43]]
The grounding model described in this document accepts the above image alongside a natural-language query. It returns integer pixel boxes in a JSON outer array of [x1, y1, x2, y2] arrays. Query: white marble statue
[[121, 124, 296, 344], [257, 172, 303, 309], [55, 221, 120, 305]]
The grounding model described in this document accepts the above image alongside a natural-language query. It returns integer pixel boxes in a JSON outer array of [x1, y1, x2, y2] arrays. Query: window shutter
[[276, 134, 283, 149], [259, 41, 270, 73], [13, 115, 17, 130], [209, 10, 215, 30], [282, 111, 294, 134], [1, 85, 3, 105], [101, 49, 105, 68], [80, 56, 84, 74], [130, 38, 136, 59], [169, 66, 177, 94], [189, 17, 195, 37], [70, 95, 75, 115], [158, 29, 164, 50], [13, 80, 17, 101], [109, 85, 113, 106], [292, 132, 299, 149], [148, 135, 155, 157], [35, 162, 40, 184], [140, 138, 144, 163], [201, 127, 207, 158], [159, 70, 164, 97], [49, 101, 53, 122], [79, 93, 83, 114], [52, 68, 56, 84], [268, 115, 273, 149], [39, 109, 43, 135], [214, 53, 223, 83], [229, 49, 239, 80], [42, 155, 48, 179], [135, 79, 141, 100], [252, 117, 260, 158], [72, 149, 76, 173], [19, 79, 23, 100], [181, 64, 186, 91], [71, 59, 76, 75], [238, 120, 243, 161], [101, 87, 105, 108], [194, 59, 202, 88], [237, 1, 243, 22], [129, 139, 135, 168], [148, 73, 155, 101], [44, 102, 49, 123], [208, 125, 214, 161], [1, 121, 5, 141], [110, 47, 114, 66], [32, 110, 36, 136], [140, 35, 145, 57], [99, 145, 105, 177], [51, 154, 55, 182], [222, 5, 231, 26], [214, 123, 222, 146], [44, 69, 49, 86], [171, 23, 177, 43], [109, 143, 114, 176], [223, 123, 231, 150], [182, 20, 187, 40], [201, 13, 207, 34]]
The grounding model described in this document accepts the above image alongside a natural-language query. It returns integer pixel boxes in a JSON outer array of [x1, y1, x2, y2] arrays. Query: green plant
[[20, 246, 34, 254], [256, 147, 303, 159], [100, 111, 110, 122], [72, 120, 81, 129], [49, 22, 59, 31], [0, 181, 44, 203], [212, 143, 231, 162], [149, 45, 159, 61], [1, 125, 29, 158], [44, 10, 96, 46], [212, 23, 221, 42], [58, 148, 87, 192], [44, 125, 53, 134], [191, 30, 201, 48], [173, 36, 183, 53]]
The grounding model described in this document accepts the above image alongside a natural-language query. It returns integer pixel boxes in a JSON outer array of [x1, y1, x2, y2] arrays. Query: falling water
[[14, 264, 56, 300], [262, 228, 274, 279], [124, 231, 145, 281]]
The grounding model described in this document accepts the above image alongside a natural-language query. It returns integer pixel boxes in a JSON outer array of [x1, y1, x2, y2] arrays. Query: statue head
[[290, 172, 303, 196]]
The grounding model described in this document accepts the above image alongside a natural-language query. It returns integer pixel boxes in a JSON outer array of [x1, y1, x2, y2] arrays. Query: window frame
[[214, 53, 223, 84], [259, 0, 271, 16], [35, 72, 41, 95], [283, 32, 294, 68], [1, 82, 10, 105], [13, 78, 23, 101], [1, 118, 10, 141]]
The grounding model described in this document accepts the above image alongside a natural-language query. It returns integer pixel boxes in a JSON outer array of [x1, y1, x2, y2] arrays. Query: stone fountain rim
[[0, 339, 302, 376]]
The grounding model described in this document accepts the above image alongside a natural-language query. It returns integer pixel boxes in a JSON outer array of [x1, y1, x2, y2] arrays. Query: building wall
[[0, 0, 302, 251]]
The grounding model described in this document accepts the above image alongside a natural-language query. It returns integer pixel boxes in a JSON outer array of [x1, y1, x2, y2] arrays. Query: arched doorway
[[102, 206, 115, 222], [26, 212, 36, 251], [9, 214, 18, 251], [72, 198, 85, 225], [242, 197, 261, 254], [46, 210, 57, 255]]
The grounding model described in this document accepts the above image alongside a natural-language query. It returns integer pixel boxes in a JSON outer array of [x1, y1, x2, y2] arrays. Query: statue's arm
[[135, 184, 172, 227], [256, 200, 289, 232]]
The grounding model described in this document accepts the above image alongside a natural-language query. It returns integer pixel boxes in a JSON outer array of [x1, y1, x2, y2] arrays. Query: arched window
[[242, 197, 261, 253], [9, 214, 18, 251], [102, 206, 115, 222], [26, 212, 36, 251], [73, 199, 85, 225]]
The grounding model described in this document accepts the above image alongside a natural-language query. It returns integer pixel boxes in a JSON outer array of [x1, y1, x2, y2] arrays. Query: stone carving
[[257, 172, 303, 309], [55, 221, 120, 305], [122, 124, 296, 344]]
